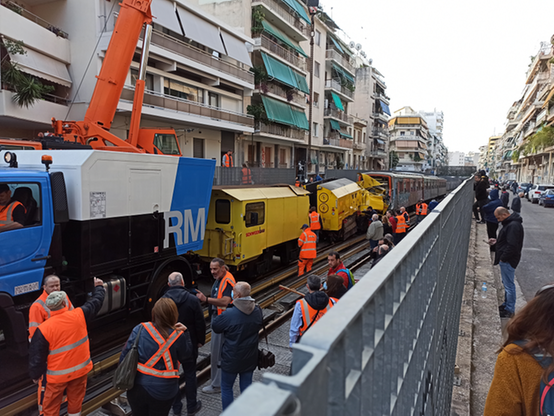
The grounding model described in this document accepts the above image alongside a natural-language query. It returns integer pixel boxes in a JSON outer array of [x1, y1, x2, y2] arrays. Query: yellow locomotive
[[196, 185, 310, 276]]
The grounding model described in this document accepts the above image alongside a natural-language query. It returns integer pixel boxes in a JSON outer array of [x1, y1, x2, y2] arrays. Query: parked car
[[528, 184, 554, 203], [517, 183, 532, 195], [540, 189, 554, 207]]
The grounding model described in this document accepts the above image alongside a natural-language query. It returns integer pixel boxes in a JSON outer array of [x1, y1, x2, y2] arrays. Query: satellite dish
[[360, 51, 366, 58], [355, 43, 362, 51], [369, 58, 373, 65], [349, 41, 355, 49]]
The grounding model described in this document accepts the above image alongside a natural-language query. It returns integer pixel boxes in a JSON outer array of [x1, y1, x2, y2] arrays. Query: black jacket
[[212, 297, 263, 374], [29, 286, 105, 380], [494, 213, 524, 268], [163, 286, 206, 355], [511, 196, 521, 213], [474, 179, 489, 201], [500, 191, 510, 208]]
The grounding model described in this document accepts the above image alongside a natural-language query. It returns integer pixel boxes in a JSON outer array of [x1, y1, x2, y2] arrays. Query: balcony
[[374, 92, 390, 105], [252, 0, 309, 40], [325, 79, 354, 100], [324, 107, 353, 124], [256, 82, 306, 107], [0, 89, 68, 127], [372, 127, 389, 137], [149, 30, 254, 84], [366, 149, 387, 158], [325, 49, 356, 76], [256, 122, 307, 141], [253, 35, 307, 71], [372, 112, 389, 122], [323, 134, 352, 149], [120, 87, 254, 128], [2, 2, 68, 38], [353, 142, 365, 150]]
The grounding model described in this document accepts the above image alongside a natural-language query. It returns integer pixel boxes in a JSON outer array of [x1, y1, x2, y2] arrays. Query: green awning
[[332, 62, 354, 83], [261, 52, 309, 93], [331, 92, 344, 111], [280, 0, 311, 24], [339, 131, 353, 139], [261, 20, 308, 58], [329, 36, 344, 53], [261, 95, 308, 130], [329, 119, 341, 131], [294, 72, 309, 94]]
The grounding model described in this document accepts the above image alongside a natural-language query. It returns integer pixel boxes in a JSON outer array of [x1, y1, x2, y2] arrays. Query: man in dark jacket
[[163, 272, 205, 416], [511, 192, 523, 213], [473, 175, 489, 223], [500, 187, 510, 208], [491, 207, 524, 318], [482, 189, 503, 252], [212, 282, 262, 411]]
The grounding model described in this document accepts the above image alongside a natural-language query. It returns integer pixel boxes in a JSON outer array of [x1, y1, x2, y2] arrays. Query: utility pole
[[306, 9, 316, 183]]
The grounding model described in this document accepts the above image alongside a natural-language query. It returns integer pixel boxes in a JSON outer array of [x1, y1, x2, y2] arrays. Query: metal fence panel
[[213, 167, 296, 186], [223, 178, 473, 415]]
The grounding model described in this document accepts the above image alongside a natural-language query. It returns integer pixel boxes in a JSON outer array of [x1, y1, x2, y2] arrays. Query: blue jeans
[[314, 229, 320, 243], [499, 261, 516, 313], [221, 370, 253, 410]]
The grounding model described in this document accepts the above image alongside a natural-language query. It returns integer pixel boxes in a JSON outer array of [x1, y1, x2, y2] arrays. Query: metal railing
[[256, 122, 307, 141], [120, 87, 254, 127], [213, 166, 295, 186], [325, 79, 354, 99], [253, 0, 309, 37], [224, 178, 474, 415], [258, 82, 306, 106], [325, 49, 356, 75], [254, 35, 307, 71], [352, 142, 364, 150], [148, 30, 254, 83], [324, 107, 353, 124], [2, 1, 69, 38], [367, 149, 387, 158], [372, 127, 389, 137], [323, 135, 353, 149]]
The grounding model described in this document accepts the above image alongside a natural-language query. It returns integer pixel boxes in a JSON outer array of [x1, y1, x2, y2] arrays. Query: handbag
[[113, 325, 143, 391], [257, 314, 275, 370]]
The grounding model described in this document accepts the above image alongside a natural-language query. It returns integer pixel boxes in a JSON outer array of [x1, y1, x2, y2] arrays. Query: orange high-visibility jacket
[[309, 212, 321, 230], [396, 215, 408, 233], [242, 167, 252, 184], [0, 200, 24, 227], [416, 203, 428, 216], [298, 229, 317, 259], [222, 154, 233, 167], [298, 298, 336, 337], [39, 308, 93, 383], [137, 323, 182, 379], [29, 291, 74, 341], [216, 272, 236, 316]]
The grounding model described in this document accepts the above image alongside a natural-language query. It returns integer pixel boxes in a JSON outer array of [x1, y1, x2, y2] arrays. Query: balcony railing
[[325, 79, 354, 99], [366, 150, 387, 158], [374, 91, 390, 103], [324, 107, 353, 124], [353, 142, 364, 150], [253, 35, 307, 71], [372, 127, 389, 136], [253, 0, 309, 37], [372, 112, 389, 121], [323, 134, 353, 149], [257, 82, 306, 106], [256, 122, 307, 141], [148, 30, 254, 83], [121, 87, 254, 127], [325, 49, 355, 75], [2, 1, 69, 38]]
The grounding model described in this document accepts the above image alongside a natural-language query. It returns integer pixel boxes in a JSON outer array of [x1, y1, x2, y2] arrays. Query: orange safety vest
[[309, 212, 321, 230], [396, 215, 407, 233], [29, 290, 74, 341], [416, 203, 428, 216], [223, 154, 233, 167], [0, 200, 24, 227], [298, 298, 336, 337], [216, 271, 236, 316], [295, 181, 300, 187], [298, 229, 317, 259], [39, 308, 93, 383], [242, 167, 252, 184], [137, 323, 182, 379]]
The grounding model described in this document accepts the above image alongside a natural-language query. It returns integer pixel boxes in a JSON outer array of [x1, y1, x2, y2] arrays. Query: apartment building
[[420, 109, 448, 170], [1, 0, 255, 163], [448, 151, 465, 166], [388, 106, 429, 171]]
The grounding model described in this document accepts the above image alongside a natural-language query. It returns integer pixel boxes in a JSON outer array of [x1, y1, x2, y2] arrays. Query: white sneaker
[[202, 385, 220, 394]]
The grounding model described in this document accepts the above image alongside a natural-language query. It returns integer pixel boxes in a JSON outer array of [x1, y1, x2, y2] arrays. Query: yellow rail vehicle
[[197, 185, 310, 276]]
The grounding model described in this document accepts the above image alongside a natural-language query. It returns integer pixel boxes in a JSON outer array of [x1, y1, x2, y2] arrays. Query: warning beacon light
[[41, 155, 53, 172]]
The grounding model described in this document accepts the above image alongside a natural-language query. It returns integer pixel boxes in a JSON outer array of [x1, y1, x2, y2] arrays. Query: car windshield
[[547, 190, 554, 195], [539, 186, 546, 190]]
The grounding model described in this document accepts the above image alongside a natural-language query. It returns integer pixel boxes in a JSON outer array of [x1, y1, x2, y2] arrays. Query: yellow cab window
[[245, 202, 265, 227], [215, 199, 230, 224]]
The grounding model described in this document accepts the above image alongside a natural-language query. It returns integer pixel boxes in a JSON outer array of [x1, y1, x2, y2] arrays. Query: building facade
[[388, 106, 429, 171]]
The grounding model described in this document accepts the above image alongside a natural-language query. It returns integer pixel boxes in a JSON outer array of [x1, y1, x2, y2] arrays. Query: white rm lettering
[[164, 208, 205, 248]]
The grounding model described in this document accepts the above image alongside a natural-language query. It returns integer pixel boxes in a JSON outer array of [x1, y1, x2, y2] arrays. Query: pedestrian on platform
[[386, 210, 397, 240], [222, 150, 233, 167], [196, 258, 236, 394], [28, 278, 105, 416], [473, 175, 489, 223], [500, 187, 510, 208], [490, 207, 524, 318], [428, 199, 439, 212], [482, 189, 503, 253], [289, 275, 335, 346], [327, 251, 351, 290], [415, 199, 428, 224], [241, 163, 252, 185], [382, 214, 393, 236], [484, 284, 554, 416], [163, 272, 205, 416], [298, 224, 317, 276], [212, 282, 263, 410], [366, 214, 384, 250], [309, 206, 322, 243], [121, 298, 192, 416], [400, 206, 410, 224], [383, 234, 395, 248], [324, 274, 347, 300], [395, 210, 408, 244], [370, 244, 390, 268], [511, 192, 523, 214]]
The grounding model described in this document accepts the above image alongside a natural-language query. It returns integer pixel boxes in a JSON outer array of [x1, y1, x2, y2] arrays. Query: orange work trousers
[[298, 258, 313, 276], [42, 374, 88, 416]]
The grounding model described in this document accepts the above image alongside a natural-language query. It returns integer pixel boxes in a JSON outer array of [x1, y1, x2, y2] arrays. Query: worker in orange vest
[[196, 258, 235, 394], [29, 278, 105, 416], [400, 206, 410, 224], [289, 275, 335, 346], [395, 209, 408, 244], [298, 224, 317, 276], [295, 177, 300, 187], [0, 183, 25, 232], [222, 150, 233, 167], [415, 199, 428, 224], [241, 162, 252, 185], [309, 206, 322, 243]]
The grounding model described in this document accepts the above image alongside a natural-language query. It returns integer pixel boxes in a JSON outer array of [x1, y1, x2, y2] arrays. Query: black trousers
[[172, 358, 198, 414], [128, 384, 174, 416], [473, 199, 487, 221], [486, 221, 498, 252]]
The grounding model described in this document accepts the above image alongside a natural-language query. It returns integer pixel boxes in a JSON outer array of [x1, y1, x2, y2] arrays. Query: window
[[153, 134, 180, 155], [363, 132, 366, 143], [315, 30, 321, 46], [314, 61, 320, 78], [163, 79, 203, 103], [279, 148, 287, 167], [313, 92, 319, 108], [215, 199, 231, 224], [245, 202, 265, 227], [130, 69, 154, 91], [313, 122, 319, 137], [0, 182, 42, 228], [208, 92, 219, 108], [400, 131, 405, 136], [193, 138, 204, 158]]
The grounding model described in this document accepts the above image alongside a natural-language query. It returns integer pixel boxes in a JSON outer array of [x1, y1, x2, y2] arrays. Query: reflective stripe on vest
[[0, 200, 24, 226], [36, 299, 51, 319], [137, 323, 181, 379], [47, 358, 92, 376], [309, 212, 321, 230], [216, 272, 236, 316], [298, 298, 335, 336], [242, 168, 252, 184], [223, 154, 233, 167], [298, 230, 317, 259], [29, 294, 74, 341], [416, 204, 428, 216], [396, 216, 407, 233]]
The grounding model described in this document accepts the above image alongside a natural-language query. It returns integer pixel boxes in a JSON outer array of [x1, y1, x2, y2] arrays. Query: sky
[[321, 0, 554, 153]]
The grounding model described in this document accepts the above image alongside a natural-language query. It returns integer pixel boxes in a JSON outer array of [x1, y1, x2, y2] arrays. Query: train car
[[423, 175, 448, 201], [196, 185, 310, 276]]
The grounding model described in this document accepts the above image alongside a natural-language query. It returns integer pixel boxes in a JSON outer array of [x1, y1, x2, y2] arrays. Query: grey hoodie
[[232, 296, 256, 315]]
